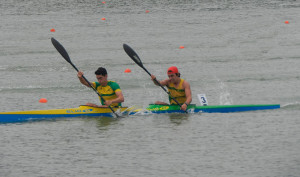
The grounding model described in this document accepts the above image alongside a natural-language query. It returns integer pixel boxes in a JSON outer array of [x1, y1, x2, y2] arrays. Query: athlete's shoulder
[[107, 81, 121, 90], [92, 82, 100, 88], [107, 80, 118, 85], [182, 79, 190, 88]]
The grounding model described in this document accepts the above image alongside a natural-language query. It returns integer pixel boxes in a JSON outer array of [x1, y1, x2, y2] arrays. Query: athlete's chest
[[169, 81, 183, 89], [98, 85, 113, 93]]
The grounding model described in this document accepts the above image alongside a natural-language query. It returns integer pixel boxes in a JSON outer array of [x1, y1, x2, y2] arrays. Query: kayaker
[[150, 66, 192, 111], [77, 67, 124, 107]]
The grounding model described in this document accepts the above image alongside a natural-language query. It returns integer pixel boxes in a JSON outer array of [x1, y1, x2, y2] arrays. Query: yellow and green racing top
[[166, 78, 187, 105], [92, 81, 122, 107]]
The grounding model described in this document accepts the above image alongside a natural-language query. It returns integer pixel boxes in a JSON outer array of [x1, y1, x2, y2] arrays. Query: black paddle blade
[[51, 37, 72, 63], [123, 44, 143, 68]]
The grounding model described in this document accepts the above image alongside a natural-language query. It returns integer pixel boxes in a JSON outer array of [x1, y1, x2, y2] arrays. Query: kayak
[[0, 104, 280, 123], [0, 106, 134, 123], [147, 104, 280, 113]]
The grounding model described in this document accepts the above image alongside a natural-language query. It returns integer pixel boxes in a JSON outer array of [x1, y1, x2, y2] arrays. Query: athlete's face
[[96, 74, 107, 84], [168, 74, 177, 82]]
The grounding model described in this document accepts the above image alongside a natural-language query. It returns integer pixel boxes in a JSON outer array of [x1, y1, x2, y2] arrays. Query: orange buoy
[[145, 10, 150, 13], [285, 21, 289, 24], [179, 46, 185, 49], [39, 98, 48, 103], [124, 68, 131, 73], [102, 1, 106, 4], [101, 18, 106, 21], [50, 28, 55, 32]]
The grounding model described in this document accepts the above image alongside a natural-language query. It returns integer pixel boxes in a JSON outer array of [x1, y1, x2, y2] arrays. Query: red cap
[[167, 66, 179, 74]]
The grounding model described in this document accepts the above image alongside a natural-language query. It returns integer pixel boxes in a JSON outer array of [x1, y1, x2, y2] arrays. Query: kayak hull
[[146, 104, 281, 113], [0, 106, 130, 123], [0, 104, 280, 123]]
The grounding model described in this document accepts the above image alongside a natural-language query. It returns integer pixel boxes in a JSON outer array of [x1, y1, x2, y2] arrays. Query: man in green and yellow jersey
[[150, 66, 192, 111], [77, 67, 124, 107]]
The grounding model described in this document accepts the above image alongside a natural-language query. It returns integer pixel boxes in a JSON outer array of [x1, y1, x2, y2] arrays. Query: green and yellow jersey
[[166, 78, 186, 105], [92, 81, 122, 107]]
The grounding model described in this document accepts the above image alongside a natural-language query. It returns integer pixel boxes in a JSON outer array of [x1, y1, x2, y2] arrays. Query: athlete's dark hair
[[95, 67, 107, 76]]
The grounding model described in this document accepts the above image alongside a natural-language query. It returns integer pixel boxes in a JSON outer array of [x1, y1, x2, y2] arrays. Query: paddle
[[123, 44, 187, 113], [51, 37, 120, 118]]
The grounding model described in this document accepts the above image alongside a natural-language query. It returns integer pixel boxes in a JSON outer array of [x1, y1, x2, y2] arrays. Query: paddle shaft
[[70, 64, 100, 99], [51, 38, 119, 117]]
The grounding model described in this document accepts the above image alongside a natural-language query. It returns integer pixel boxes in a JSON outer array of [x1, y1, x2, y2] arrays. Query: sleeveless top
[[166, 78, 186, 105], [92, 81, 122, 107]]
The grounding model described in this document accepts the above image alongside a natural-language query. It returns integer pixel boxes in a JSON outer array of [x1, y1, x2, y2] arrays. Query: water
[[1, 0, 300, 176]]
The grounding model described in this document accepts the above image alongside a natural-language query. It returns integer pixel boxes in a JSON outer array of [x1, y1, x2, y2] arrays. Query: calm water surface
[[1, 0, 300, 176]]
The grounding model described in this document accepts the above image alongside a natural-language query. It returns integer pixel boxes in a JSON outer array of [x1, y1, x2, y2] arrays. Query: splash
[[281, 102, 300, 110], [215, 77, 233, 105], [120, 105, 152, 116]]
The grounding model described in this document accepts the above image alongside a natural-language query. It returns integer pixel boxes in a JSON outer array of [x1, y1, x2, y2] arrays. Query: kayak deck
[[147, 104, 280, 113], [0, 104, 280, 123], [0, 106, 132, 123]]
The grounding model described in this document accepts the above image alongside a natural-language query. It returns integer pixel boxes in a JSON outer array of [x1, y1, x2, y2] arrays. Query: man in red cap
[[150, 66, 192, 111]]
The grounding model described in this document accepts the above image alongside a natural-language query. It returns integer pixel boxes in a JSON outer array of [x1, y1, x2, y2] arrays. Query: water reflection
[[84, 116, 120, 130], [168, 113, 190, 125]]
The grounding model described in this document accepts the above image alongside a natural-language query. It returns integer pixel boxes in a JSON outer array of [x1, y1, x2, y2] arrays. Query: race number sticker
[[197, 94, 208, 106]]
